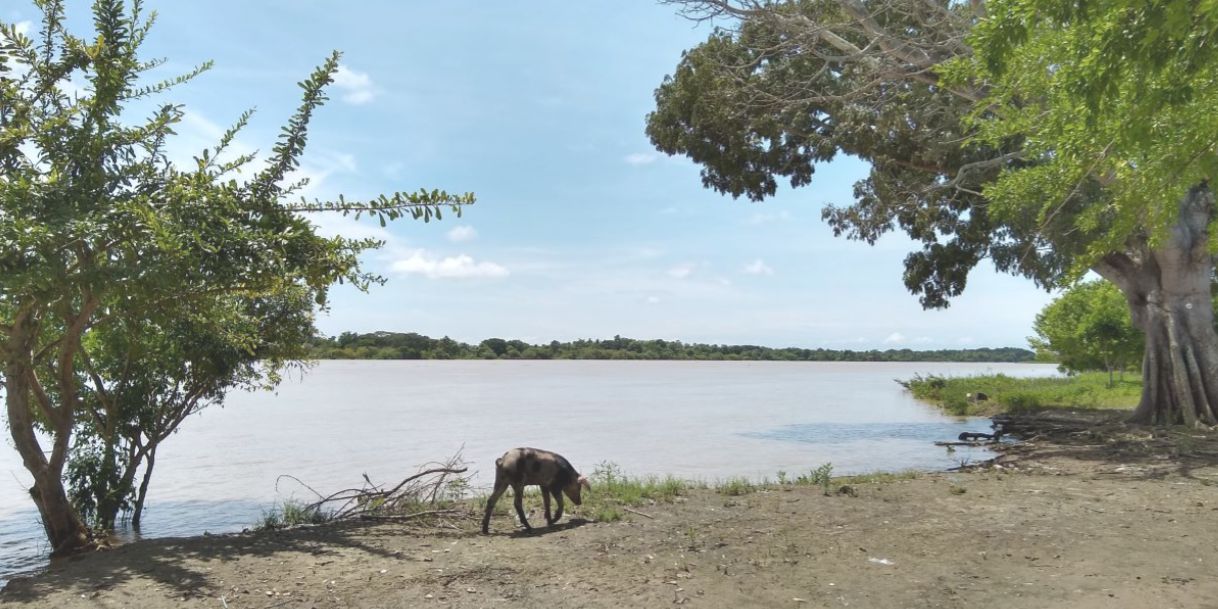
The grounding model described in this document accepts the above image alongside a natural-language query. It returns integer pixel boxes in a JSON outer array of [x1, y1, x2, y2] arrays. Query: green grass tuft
[[256, 500, 329, 530], [837, 470, 920, 485], [717, 477, 756, 496], [576, 462, 702, 522]]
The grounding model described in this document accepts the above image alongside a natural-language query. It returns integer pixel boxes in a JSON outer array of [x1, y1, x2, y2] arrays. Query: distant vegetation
[[900, 372, 1142, 416], [308, 331, 1037, 362]]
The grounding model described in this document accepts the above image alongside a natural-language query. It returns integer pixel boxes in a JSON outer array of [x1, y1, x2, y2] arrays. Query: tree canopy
[[647, 1, 1062, 309], [648, 0, 1218, 425]]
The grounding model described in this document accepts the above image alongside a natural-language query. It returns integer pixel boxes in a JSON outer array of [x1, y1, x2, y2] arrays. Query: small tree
[[67, 287, 317, 530], [1030, 281, 1143, 386], [1, 0, 471, 555]]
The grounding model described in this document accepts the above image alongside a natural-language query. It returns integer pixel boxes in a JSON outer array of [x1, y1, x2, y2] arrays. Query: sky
[[6, 1, 1058, 350]]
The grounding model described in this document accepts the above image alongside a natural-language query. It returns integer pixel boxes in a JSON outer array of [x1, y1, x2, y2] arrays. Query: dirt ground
[[4, 411, 1218, 609]]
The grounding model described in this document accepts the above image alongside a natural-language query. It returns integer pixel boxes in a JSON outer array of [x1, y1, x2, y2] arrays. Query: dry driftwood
[[276, 451, 475, 525]]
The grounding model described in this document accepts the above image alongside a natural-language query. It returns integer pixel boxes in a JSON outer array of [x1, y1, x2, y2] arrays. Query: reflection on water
[[0, 360, 1055, 585], [744, 420, 996, 444], [740, 420, 1003, 474]]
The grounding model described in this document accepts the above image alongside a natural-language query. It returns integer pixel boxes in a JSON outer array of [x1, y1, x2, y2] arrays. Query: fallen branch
[[275, 450, 474, 527], [358, 509, 465, 522], [622, 507, 655, 520]]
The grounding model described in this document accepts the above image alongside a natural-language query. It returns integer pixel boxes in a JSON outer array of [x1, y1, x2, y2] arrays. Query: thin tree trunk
[[132, 447, 157, 528]]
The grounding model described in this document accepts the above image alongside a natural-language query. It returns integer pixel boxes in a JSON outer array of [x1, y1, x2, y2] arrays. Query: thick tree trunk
[[1098, 185, 1218, 426], [1128, 294, 1218, 425], [4, 364, 93, 556]]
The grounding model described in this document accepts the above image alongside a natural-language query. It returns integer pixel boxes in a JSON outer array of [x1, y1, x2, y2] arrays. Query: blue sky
[[8, 1, 1056, 349]]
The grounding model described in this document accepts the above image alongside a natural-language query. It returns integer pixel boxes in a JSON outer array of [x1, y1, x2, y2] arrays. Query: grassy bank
[[257, 462, 922, 529], [900, 371, 1142, 416]]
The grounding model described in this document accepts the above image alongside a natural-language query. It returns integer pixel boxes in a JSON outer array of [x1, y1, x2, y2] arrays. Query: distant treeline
[[308, 332, 1037, 363]]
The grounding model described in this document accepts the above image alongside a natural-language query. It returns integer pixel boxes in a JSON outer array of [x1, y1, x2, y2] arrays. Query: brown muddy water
[[0, 360, 1057, 583]]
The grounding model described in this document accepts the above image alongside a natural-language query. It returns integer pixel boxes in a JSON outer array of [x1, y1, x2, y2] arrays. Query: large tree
[[0, 1, 471, 555], [647, 0, 1218, 425]]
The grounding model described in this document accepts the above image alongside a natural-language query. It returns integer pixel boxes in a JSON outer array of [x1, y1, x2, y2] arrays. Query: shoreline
[[4, 410, 1217, 608]]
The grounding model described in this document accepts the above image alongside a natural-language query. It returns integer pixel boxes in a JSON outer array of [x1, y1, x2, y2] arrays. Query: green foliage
[[309, 331, 1036, 362], [65, 434, 133, 527], [1030, 281, 1144, 381], [794, 463, 834, 495], [646, 2, 1059, 309], [965, 1, 1218, 270], [0, 0, 471, 551], [902, 372, 1142, 415], [69, 287, 319, 529]]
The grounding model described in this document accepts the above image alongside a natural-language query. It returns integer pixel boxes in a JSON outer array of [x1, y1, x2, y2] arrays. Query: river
[[0, 360, 1057, 584]]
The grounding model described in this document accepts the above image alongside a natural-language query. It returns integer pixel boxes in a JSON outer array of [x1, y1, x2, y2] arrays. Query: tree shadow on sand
[[0, 509, 505, 603], [992, 409, 1218, 482]]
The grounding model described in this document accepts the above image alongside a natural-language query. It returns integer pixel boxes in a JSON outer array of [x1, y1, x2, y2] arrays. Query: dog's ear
[[578, 475, 591, 489]]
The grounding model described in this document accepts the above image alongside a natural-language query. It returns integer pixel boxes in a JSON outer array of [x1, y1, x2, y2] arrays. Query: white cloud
[[446, 225, 477, 242], [327, 151, 358, 173], [742, 259, 774, 276], [383, 162, 405, 179], [14, 20, 31, 37], [332, 64, 376, 105], [912, 336, 934, 344], [747, 211, 792, 225], [883, 333, 907, 344], [646, 296, 661, 305], [625, 152, 657, 165], [391, 250, 509, 279], [667, 263, 695, 279], [957, 337, 976, 344]]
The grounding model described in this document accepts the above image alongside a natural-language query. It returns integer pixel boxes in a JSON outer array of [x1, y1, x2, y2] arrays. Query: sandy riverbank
[[3, 411, 1217, 608]]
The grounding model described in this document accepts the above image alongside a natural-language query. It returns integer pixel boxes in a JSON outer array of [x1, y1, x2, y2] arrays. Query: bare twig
[[622, 507, 656, 520], [275, 450, 473, 528]]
